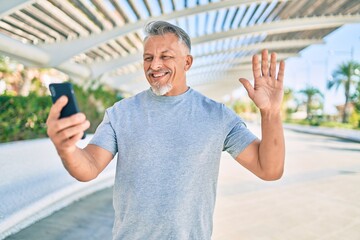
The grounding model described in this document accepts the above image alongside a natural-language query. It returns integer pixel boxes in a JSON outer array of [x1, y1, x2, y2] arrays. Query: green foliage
[[72, 83, 121, 133], [327, 60, 360, 123], [0, 94, 51, 142], [298, 86, 324, 119], [285, 119, 356, 129], [351, 81, 360, 128], [0, 82, 122, 143]]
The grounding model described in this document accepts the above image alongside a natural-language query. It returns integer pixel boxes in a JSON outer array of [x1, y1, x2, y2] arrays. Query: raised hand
[[239, 49, 285, 113]]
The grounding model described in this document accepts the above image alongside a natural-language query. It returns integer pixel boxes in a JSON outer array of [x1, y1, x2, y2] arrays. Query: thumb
[[49, 96, 68, 120], [239, 78, 254, 99]]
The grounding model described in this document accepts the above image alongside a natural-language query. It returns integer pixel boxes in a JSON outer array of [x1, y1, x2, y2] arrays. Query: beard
[[147, 69, 173, 96], [151, 82, 173, 96]]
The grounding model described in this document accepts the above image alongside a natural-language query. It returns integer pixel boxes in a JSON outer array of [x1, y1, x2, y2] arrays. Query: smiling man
[[46, 21, 285, 239], [142, 24, 193, 96]]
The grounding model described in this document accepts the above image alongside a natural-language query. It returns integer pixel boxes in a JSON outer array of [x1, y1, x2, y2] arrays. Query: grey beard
[[151, 83, 173, 96]]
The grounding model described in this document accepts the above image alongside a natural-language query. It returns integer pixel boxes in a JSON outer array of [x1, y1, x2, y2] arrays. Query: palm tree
[[299, 86, 324, 120], [327, 60, 360, 123]]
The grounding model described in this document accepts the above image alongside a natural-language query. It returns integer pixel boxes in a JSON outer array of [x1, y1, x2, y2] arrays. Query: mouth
[[147, 70, 171, 80]]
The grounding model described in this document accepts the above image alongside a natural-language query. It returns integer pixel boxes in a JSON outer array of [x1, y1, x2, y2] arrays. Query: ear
[[184, 55, 193, 71]]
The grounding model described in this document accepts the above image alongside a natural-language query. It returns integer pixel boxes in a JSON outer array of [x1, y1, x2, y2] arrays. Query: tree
[[282, 87, 295, 120], [327, 60, 360, 123], [351, 80, 360, 128], [299, 86, 324, 120], [0, 55, 64, 96]]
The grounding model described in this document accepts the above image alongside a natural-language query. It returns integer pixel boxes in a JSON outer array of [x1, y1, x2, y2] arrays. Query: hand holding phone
[[49, 82, 86, 139]]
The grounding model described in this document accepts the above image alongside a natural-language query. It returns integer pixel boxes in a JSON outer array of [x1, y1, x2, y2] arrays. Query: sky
[[284, 23, 360, 114]]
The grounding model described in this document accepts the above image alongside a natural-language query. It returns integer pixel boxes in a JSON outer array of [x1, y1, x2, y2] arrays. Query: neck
[[164, 85, 189, 96]]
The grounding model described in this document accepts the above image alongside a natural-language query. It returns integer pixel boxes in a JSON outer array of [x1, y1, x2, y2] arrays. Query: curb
[[284, 124, 360, 143], [0, 172, 115, 240]]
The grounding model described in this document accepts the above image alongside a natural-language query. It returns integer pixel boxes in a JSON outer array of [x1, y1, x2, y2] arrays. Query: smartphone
[[49, 82, 86, 139]]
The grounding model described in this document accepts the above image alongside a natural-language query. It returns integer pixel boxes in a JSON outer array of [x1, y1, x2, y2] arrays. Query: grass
[[285, 119, 359, 130]]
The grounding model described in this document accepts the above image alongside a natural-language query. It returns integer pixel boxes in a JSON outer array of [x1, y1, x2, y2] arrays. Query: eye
[[144, 57, 153, 62], [162, 55, 172, 60]]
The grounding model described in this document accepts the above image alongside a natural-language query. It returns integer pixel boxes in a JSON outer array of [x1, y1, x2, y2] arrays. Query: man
[[46, 21, 285, 239]]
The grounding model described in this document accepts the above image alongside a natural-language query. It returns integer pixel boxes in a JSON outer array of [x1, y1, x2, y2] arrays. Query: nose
[[150, 57, 163, 70]]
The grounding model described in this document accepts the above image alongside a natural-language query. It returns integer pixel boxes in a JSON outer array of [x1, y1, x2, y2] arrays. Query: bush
[[0, 94, 51, 142], [0, 82, 122, 143]]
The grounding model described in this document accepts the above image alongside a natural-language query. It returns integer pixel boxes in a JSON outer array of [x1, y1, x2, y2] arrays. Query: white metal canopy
[[0, 0, 359, 100]]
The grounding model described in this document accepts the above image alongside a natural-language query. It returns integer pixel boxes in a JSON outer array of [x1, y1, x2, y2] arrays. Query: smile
[[152, 72, 167, 78], [148, 70, 171, 79]]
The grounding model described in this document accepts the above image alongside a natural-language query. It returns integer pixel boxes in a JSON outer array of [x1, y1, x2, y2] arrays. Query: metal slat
[[143, 0, 153, 16], [77, 0, 113, 30], [49, 0, 101, 34], [22, 6, 74, 39], [2, 15, 50, 43], [109, 0, 130, 23], [91, 0, 125, 26], [37, 1, 89, 37], [0, 20, 38, 43], [302, 0, 325, 16], [71, 0, 105, 30], [158, 0, 165, 14], [265, 1, 287, 22], [14, 10, 62, 41], [91, 0, 116, 26], [127, 0, 141, 20], [341, 0, 360, 14], [108, 39, 129, 56]]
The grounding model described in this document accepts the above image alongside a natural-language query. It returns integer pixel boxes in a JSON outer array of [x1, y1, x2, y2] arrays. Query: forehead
[[143, 33, 188, 54]]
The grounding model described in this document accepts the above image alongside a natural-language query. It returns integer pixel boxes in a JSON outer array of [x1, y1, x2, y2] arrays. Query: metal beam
[[195, 39, 324, 58], [96, 13, 359, 77], [192, 14, 360, 45], [0, 33, 49, 64], [88, 38, 321, 78], [37, 0, 287, 65]]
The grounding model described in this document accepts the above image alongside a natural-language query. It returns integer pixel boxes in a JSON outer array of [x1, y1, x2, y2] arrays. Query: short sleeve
[[222, 106, 258, 159], [89, 110, 118, 155]]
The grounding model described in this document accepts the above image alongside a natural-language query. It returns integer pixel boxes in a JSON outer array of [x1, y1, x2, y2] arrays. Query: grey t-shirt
[[90, 88, 257, 240]]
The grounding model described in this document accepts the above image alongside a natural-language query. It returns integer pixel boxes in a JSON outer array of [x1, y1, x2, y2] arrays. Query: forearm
[[57, 147, 101, 182], [258, 110, 285, 180]]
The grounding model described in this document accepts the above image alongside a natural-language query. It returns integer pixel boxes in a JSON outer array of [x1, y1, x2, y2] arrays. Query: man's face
[[143, 33, 193, 96]]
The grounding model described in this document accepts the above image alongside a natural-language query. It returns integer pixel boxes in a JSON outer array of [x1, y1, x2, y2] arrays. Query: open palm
[[239, 49, 285, 112]]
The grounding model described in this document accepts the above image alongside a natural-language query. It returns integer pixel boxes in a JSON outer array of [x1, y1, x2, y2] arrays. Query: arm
[[236, 49, 285, 181], [46, 96, 113, 182]]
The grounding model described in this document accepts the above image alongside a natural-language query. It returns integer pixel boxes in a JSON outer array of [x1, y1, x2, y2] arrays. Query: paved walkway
[[0, 136, 116, 239], [1, 124, 360, 239]]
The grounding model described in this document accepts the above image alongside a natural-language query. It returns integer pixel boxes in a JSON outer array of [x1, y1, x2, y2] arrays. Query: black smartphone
[[49, 82, 86, 139]]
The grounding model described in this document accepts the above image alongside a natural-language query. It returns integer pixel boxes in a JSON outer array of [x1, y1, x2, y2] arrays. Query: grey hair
[[144, 21, 191, 52]]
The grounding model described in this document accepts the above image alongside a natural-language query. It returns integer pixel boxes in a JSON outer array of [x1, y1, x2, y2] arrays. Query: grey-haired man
[[46, 21, 285, 239]]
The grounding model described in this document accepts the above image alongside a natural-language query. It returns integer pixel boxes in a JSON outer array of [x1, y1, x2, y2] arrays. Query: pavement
[[0, 136, 116, 239], [1, 124, 359, 239]]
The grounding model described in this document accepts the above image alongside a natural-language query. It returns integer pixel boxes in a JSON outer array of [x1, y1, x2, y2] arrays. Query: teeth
[[152, 72, 166, 78]]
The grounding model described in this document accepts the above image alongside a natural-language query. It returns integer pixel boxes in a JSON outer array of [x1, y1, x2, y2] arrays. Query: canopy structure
[[0, 0, 359, 100]]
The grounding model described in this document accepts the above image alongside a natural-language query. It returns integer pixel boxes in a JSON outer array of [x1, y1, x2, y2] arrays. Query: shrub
[[0, 83, 122, 143]]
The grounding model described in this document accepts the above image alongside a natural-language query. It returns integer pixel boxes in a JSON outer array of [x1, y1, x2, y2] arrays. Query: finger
[[261, 49, 269, 77], [49, 113, 86, 139], [252, 54, 261, 80], [63, 132, 84, 148], [270, 52, 277, 78], [57, 113, 86, 130], [239, 78, 255, 99], [58, 119, 90, 140], [277, 60, 285, 83], [48, 96, 68, 121]]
